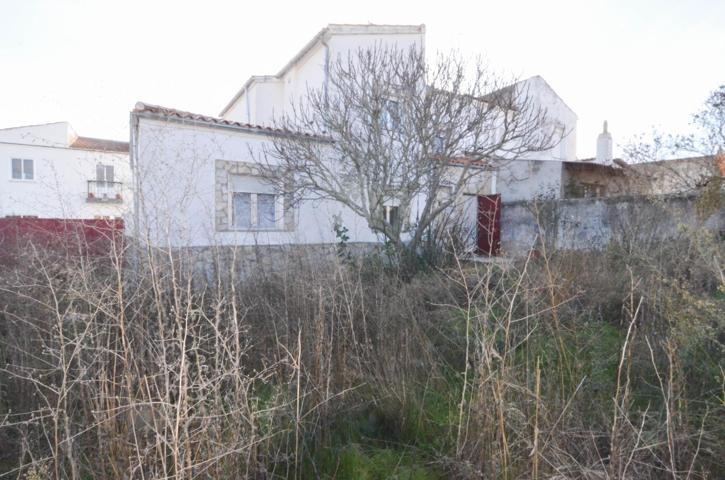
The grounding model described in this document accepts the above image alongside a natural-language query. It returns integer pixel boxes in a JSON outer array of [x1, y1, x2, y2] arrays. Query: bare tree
[[259, 45, 559, 255], [678, 85, 725, 156], [622, 85, 725, 195]]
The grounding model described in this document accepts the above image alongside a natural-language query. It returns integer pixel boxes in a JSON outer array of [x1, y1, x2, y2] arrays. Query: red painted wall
[[0, 218, 123, 259]]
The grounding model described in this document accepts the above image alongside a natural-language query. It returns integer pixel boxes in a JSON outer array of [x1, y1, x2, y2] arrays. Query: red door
[[477, 194, 501, 256]]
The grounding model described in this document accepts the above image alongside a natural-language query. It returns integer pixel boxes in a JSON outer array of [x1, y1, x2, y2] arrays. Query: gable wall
[[0, 122, 75, 147]]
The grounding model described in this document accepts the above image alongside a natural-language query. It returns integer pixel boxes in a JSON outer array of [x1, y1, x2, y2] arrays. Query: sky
[[1, 0, 723, 158]]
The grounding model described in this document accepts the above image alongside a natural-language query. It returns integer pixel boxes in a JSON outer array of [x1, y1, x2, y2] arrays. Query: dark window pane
[[388, 206, 400, 229]]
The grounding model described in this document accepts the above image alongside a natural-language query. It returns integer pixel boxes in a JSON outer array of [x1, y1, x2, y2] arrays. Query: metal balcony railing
[[87, 181, 123, 203]]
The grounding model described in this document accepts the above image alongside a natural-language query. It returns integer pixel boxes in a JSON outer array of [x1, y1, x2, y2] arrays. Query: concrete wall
[[501, 193, 725, 255], [497, 159, 564, 201]]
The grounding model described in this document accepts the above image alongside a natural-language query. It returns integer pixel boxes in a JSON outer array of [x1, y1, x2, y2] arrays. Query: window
[[383, 205, 400, 229], [11, 158, 33, 180], [581, 182, 605, 198], [257, 193, 276, 228], [232, 192, 279, 230], [230, 174, 281, 230], [381, 99, 400, 130], [232, 193, 253, 229], [96, 164, 114, 185], [432, 136, 445, 155]]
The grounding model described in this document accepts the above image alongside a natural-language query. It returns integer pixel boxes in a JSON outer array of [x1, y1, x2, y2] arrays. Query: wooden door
[[477, 194, 501, 255]]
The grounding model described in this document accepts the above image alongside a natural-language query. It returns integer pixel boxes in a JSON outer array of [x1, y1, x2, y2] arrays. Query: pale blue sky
[[1, 0, 723, 157]]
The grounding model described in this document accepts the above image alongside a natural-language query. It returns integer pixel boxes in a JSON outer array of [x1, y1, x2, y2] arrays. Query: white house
[[0, 122, 131, 220], [131, 24, 582, 252], [494, 76, 579, 202]]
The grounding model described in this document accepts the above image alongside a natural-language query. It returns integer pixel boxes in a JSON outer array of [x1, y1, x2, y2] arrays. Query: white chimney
[[596, 120, 613, 164]]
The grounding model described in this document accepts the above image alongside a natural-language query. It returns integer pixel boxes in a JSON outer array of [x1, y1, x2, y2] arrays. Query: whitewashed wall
[[133, 117, 381, 248], [223, 26, 425, 126], [0, 123, 131, 219], [138, 25, 580, 248], [495, 76, 579, 202], [132, 116, 494, 248]]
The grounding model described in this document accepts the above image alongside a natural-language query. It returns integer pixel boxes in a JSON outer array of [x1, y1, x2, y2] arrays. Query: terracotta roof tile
[[70, 136, 128, 153], [447, 156, 487, 167], [134, 102, 319, 138]]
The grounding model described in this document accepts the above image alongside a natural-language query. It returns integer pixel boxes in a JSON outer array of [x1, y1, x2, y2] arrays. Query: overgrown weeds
[[0, 218, 723, 478]]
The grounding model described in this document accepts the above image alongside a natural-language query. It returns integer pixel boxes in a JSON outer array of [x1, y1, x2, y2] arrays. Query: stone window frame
[[215, 159, 294, 232]]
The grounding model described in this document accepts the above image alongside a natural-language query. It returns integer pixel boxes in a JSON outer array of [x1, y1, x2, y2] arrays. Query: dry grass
[[0, 217, 723, 479]]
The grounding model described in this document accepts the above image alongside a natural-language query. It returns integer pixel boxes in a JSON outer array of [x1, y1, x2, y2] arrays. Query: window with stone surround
[[215, 159, 294, 232]]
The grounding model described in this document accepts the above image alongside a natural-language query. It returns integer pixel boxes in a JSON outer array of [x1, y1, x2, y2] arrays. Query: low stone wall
[[158, 241, 381, 284], [501, 192, 725, 255]]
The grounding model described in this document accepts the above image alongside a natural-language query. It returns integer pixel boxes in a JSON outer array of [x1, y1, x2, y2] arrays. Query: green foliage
[[322, 444, 440, 480]]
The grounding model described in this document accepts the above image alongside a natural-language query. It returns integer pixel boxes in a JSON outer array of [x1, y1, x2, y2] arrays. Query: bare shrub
[[1, 212, 722, 478]]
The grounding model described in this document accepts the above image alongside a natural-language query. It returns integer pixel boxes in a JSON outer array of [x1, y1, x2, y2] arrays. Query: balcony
[[87, 180, 123, 203]]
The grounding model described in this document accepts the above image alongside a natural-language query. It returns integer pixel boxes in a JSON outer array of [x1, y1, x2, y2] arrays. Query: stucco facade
[[221, 25, 426, 125], [131, 108, 495, 249], [132, 24, 582, 250], [0, 122, 131, 220]]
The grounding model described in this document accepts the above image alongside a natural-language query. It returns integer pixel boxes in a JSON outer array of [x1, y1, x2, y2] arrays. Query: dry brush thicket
[[0, 209, 723, 479]]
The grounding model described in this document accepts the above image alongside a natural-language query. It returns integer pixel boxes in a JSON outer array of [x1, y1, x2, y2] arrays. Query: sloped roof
[[134, 102, 321, 138], [448, 156, 488, 168], [70, 136, 128, 153]]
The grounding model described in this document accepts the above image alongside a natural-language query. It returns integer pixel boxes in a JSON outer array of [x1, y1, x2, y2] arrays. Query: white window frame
[[230, 189, 285, 231], [11, 158, 34, 181], [96, 164, 114, 184]]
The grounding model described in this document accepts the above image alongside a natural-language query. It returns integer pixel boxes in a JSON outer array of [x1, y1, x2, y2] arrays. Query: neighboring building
[[620, 155, 722, 196], [0, 122, 131, 220], [493, 75, 579, 203], [563, 123, 723, 199], [131, 24, 583, 253]]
